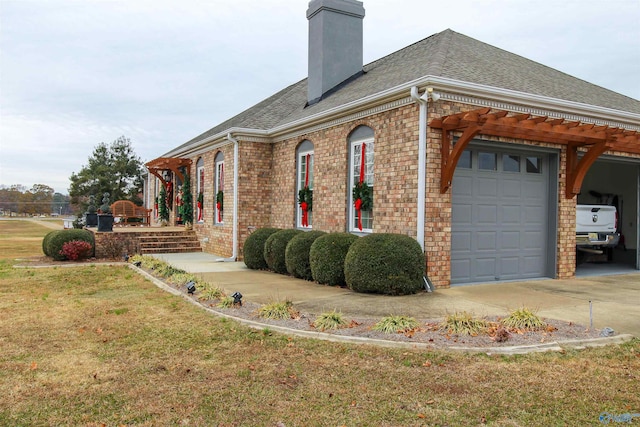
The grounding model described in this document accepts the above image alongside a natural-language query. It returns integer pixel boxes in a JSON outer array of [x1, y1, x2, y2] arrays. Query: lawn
[[0, 220, 638, 426]]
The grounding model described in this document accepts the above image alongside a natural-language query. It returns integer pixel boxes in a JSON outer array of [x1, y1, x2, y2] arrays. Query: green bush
[[42, 230, 61, 257], [344, 233, 425, 295], [285, 230, 326, 280], [45, 229, 95, 261], [263, 229, 302, 274], [243, 228, 281, 270], [310, 232, 358, 286]]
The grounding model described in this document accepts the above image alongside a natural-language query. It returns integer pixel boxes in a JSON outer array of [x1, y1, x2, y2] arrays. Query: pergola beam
[[429, 108, 640, 197]]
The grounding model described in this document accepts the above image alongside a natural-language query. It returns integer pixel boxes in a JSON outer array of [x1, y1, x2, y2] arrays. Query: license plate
[[588, 232, 598, 240]]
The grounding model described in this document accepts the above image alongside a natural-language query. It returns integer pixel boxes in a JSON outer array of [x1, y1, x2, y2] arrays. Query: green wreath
[[298, 186, 313, 211], [197, 192, 204, 205], [352, 182, 373, 211], [216, 190, 224, 211]]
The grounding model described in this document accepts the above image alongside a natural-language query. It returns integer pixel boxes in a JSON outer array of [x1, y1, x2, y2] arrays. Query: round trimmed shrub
[[244, 228, 281, 270], [310, 232, 358, 286], [46, 229, 95, 261], [285, 230, 326, 280], [344, 233, 425, 295], [263, 229, 303, 274], [42, 230, 62, 257]]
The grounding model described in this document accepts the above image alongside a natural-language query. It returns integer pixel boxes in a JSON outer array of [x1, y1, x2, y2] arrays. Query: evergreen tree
[[158, 185, 169, 223], [69, 136, 144, 212]]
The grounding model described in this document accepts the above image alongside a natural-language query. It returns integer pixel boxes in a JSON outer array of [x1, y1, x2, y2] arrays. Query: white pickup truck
[[576, 204, 620, 252]]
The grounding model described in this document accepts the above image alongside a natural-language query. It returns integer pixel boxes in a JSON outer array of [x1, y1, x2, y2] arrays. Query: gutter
[[411, 86, 437, 293], [410, 87, 428, 251], [218, 133, 240, 262]]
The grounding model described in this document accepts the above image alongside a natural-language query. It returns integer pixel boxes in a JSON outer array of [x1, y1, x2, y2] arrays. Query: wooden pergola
[[145, 157, 192, 189], [429, 108, 640, 198]]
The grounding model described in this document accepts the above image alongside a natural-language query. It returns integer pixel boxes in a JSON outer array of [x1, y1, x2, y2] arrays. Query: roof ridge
[[428, 28, 453, 76]]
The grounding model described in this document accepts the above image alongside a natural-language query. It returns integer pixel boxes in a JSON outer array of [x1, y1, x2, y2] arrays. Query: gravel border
[[130, 264, 634, 355]]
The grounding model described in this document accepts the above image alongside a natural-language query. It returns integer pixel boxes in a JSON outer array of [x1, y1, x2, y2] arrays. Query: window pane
[[503, 154, 520, 172], [526, 156, 542, 173], [478, 152, 497, 171], [351, 138, 374, 231], [298, 151, 313, 228], [457, 150, 472, 169]]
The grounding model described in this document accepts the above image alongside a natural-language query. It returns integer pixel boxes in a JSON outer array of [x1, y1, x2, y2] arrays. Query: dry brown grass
[[1, 220, 639, 426]]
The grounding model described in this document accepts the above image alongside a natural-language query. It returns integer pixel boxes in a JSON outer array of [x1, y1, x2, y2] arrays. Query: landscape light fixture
[[133, 261, 142, 267], [231, 291, 243, 306], [186, 281, 196, 295]]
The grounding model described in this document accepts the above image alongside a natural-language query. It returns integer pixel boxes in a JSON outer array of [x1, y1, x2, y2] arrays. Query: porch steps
[[137, 230, 202, 254]]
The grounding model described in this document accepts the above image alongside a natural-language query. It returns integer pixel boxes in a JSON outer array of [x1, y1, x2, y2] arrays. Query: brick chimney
[[306, 0, 365, 105]]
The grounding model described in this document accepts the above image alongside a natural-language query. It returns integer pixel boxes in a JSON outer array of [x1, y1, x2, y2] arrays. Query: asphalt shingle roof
[[179, 29, 640, 148]]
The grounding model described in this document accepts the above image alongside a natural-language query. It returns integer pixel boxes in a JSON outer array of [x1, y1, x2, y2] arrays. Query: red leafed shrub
[[60, 240, 93, 261]]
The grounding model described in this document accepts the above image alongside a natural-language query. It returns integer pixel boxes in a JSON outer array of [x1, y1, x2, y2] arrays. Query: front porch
[[91, 226, 202, 259]]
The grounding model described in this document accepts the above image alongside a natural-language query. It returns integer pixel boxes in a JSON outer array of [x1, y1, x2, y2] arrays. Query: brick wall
[[147, 97, 639, 286]]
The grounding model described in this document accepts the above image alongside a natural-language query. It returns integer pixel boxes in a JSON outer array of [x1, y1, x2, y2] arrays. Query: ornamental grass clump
[[502, 307, 547, 331], [313, 310, 347, 331], [258, 300, 298, 320], [217, 296, 236, 308], [373, 315, 419, 334], [441, 312, 489, 336], [198, 286, 226, 302]]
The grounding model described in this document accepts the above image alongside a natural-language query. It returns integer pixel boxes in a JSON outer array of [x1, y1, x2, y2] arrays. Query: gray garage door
[[451, 148, 551, 284]]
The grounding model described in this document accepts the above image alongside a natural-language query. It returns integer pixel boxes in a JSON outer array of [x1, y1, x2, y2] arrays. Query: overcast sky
[[1, 0, 639, 195]]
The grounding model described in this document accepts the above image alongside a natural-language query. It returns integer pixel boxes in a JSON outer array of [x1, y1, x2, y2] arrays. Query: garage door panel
[[523, 180, 545, 198], [455, 176, 474, 196], [475, 258, 496, 278], [451, 231, 471, 252], [502, 205, 521, 224], [452, 148, 550, 284], [501, 179, 522, 198], [523, 231, 545, 249], [524, 205, 545, 221], [500, 257, 520, 276], [476, 231, 497, 250], [476, 205, 498, 225], [501, 231, 520, 249], [451, 259, 471, 281], [452, 203, 472, 224], [523, 255, 544, 275], [477, 177, 498, 197]]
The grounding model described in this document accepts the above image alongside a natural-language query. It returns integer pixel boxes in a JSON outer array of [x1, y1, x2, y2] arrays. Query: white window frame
[[197, 164, 205, 223], [297, 149, 314, 229], [349, 136, 374, 233], [215, 159, 224, 225]]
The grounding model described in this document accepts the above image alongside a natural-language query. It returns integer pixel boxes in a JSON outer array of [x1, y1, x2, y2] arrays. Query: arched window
[[296, 140, 314, 228], [214, 152, 224, 224], [348, 126, 374, 232], [196, 157, 205, 223]]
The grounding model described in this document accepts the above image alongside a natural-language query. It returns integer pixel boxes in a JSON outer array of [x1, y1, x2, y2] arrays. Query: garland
[[197, 192, 204, 222], [298, 186, 313, 227], [216, 190, 224, 222]]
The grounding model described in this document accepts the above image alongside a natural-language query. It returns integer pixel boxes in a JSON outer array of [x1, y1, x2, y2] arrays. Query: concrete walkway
[[152, 252, 640, 337]]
